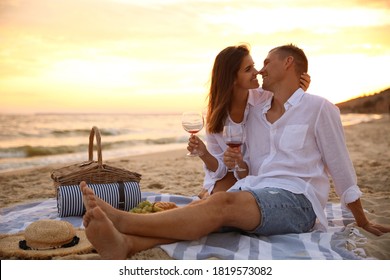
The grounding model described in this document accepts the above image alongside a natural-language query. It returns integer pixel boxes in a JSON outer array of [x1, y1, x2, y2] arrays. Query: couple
[[80, 44, 390, 259], [190, 44, 310, 198]]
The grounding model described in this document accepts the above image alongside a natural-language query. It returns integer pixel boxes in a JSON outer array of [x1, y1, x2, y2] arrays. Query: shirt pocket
[[279, 125, 308, 151]]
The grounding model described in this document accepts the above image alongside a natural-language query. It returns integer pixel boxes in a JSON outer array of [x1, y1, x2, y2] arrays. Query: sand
[[0, 115, 389, 259]]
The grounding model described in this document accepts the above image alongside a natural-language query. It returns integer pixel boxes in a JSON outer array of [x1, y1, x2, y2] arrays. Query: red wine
[[185, 129, 200, 134], [182, 123, 203, 134], [226, 141, 242, 148]]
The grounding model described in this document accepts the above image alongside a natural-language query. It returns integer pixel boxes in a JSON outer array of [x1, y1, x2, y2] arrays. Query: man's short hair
[[271, 44, 308, 76]]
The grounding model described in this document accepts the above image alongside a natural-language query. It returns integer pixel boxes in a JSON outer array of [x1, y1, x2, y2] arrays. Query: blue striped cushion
[[57, 182, 141, 217]]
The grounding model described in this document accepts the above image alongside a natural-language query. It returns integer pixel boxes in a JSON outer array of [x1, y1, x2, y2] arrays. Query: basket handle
[[88, 126, 103, 166]]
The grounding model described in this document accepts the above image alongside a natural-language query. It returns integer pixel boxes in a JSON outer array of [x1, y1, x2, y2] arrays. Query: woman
[[187, 44, 310, 198]]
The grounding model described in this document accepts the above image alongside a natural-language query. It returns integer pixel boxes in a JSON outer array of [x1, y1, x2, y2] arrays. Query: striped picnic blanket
[[0, 193, 371, 260]]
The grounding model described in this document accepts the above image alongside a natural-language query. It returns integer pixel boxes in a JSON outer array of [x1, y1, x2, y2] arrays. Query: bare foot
[[84, 206, 131, 260], [80, 181, 98, 211], [80, 181, 118, 215]]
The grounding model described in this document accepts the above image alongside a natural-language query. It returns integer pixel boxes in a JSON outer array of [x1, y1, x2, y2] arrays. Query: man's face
[[259, 50, 285, 91]]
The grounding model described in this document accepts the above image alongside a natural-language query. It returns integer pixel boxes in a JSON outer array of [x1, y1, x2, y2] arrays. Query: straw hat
[[0, 220, 94, 259]]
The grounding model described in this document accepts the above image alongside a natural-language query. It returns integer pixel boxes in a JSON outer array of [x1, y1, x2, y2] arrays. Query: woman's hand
[[223, 147, 245, 170], [187, 135, 207, 156], [300, 73, 311, 91]]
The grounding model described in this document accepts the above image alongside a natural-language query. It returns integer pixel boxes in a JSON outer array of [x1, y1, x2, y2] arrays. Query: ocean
[[0, 113, 383, 173]]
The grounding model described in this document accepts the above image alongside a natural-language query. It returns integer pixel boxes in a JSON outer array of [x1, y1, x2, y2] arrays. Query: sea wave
[[340, 113, 383, 126], [0, 142, 186, 173], [51, 128, 131, 137], [0, 137, 186, 159], [15, 128, 131, 138]]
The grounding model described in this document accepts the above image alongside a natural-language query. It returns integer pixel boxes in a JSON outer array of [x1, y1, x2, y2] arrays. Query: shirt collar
[[262, 88, 305, 113], [227, 90, 255, 125], [285, 88, 305, 111]]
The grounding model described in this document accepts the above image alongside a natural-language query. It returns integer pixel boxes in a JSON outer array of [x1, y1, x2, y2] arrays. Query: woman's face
[[234, 54, 259, 90]]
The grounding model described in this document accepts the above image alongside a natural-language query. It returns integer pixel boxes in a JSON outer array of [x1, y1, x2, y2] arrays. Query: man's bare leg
[[81, 181, 262, 241], [81, 183, 217, 238]]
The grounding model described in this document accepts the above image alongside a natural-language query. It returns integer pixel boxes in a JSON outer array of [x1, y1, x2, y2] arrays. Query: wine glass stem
[[234, 161, 246, 172], [191, 133, 197, 153]]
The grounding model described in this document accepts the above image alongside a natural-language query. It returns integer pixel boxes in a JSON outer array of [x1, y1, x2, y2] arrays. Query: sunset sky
[[1, 0, 389, 114]]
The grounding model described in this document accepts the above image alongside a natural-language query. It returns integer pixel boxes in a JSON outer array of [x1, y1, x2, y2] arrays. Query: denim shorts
[[236, 187, 316, 236]]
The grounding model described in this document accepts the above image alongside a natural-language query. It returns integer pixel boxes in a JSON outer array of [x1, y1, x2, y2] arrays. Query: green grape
[[131, 208, 142, 213]]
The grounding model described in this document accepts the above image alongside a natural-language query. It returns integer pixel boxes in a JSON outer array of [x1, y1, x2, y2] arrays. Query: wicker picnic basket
[[51, 126, 141, 190]]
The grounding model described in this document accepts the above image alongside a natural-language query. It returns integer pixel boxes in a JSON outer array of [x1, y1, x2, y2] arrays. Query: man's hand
[[361, 222, 390, 236]]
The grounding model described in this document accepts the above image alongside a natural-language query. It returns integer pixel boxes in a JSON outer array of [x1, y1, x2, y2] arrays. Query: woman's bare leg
[[197, 173, 237, 199], [212, 172, 237, 193]]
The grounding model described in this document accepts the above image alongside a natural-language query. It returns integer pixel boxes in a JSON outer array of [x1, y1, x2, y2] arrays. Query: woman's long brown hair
[[206, 45, 250, 134]]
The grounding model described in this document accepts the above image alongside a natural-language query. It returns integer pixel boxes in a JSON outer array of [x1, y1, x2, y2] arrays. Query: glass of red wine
[[182, 111, 204, 157], [223, 123, 246, 172]]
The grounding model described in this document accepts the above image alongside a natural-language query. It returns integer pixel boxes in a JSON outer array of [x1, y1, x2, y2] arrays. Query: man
[[226, 44, 385, 233], [81, 44, 390, 259]]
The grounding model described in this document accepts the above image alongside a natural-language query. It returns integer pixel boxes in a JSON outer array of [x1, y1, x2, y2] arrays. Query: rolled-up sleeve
[[315, 101, 362, 208], [202, 132, 228, 192], [340, 185, 362, 209]]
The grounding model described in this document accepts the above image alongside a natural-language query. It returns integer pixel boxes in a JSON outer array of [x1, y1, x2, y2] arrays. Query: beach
[[0, 115, 389, 259]]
